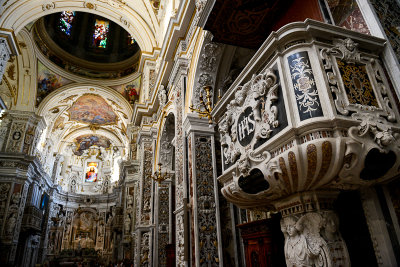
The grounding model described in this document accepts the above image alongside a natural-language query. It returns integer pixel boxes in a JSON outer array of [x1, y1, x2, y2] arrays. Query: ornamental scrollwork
[[218, 68, 279, 165], [320, 37, 396, 123]]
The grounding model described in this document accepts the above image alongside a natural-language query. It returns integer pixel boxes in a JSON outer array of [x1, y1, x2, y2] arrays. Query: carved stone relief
[[0, 38, 13, 82], [218, 68, 284, 168], [192, 33, 223, 111], [157, 185, 170, 266], [194, 136, 220, 265], [280, 211, 350, 267], [140, 143, 153, 224], [320, 38, 396, 121]]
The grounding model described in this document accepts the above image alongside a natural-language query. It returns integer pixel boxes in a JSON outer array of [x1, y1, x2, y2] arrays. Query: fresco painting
[[74, 135, 111, 156], [68, 94, 118, 125], [112, 75, 141, 103], [37, 61, 72, 106]]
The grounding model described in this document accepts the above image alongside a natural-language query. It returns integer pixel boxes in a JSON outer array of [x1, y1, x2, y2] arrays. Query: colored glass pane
[[128, 33, 136, 45], [59, 11, 75, 36], [92, 19, 109, 48]]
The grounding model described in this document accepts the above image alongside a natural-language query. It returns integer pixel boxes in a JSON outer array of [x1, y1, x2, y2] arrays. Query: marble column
[[184, 114, 224, 266], [135, 129, 156, 266]]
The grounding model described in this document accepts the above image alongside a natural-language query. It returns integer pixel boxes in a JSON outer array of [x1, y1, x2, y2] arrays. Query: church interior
[[0, 0, 399, 266]]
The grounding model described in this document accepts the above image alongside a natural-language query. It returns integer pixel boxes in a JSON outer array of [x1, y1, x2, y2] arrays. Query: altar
[[72, 235, 95, 249]]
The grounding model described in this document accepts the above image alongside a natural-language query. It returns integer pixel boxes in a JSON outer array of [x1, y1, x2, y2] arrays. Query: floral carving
[[194, 136, 220, 265], [288, 54, 321, 117]]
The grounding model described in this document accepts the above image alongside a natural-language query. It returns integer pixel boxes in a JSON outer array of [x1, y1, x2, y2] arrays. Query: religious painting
[[112, 75, 141, 103], [67, 94, 117, 125], [127, 33, 136, 46], [37, 61, 72, 106], [74, 134, 111, 156], [85, 162, 98, 182], [92, 19, 109, 48], [59, 11, 75, 36]]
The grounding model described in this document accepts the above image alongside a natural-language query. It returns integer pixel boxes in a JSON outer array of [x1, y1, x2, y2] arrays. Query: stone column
[[134, 129, 156, 267], [154, 179, 172, 267], [0, 111, 45, 265], [0, 182, 29, 265], [0, 29, 19, 82], [274, 191, 350, 267], [184, 114, 224, 266]]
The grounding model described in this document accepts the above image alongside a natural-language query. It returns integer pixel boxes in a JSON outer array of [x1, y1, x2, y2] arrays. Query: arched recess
[[154, 110, 176, 266], [0, 0, 157, 52], [158, 112, 175, 171]]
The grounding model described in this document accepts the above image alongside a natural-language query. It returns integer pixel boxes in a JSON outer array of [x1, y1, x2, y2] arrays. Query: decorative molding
[[41, 2, 55, 11], [320, 38, 396, 121]]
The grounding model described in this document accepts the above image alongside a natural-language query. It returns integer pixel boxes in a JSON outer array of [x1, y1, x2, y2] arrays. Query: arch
[[37, 83, 133, 119], [0, 0, 157, 52], [156, 111, 175, 171], [37, 83, 132, 156]]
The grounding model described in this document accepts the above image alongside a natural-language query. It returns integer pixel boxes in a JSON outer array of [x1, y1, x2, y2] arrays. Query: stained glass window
[[59, 11, 75, 36], [92, 19, 109, 48], [128, 33, 136, 46]]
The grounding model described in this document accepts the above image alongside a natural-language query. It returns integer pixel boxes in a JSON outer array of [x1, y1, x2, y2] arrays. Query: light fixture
[[189, 85, 219, 125], [151, 163, 172, 183]]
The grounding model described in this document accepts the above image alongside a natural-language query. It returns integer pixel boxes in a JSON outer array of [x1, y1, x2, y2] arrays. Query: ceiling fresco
[[37, 61, 72, 107], [67, 94, 118, 125], [74, 134, 111, 156]]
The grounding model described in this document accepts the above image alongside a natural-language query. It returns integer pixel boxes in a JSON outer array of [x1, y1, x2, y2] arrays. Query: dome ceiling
[[33, 11, 141, 79]]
